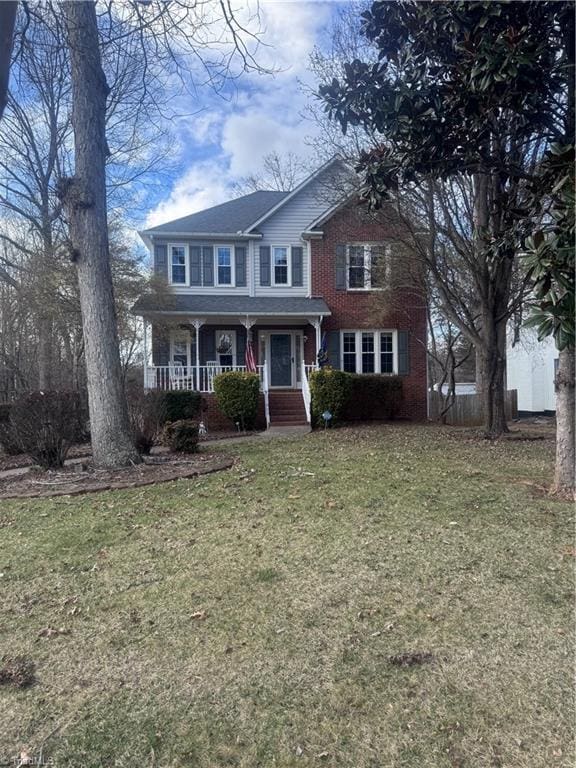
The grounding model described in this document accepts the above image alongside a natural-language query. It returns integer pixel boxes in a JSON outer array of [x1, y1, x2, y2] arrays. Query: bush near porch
[[310, 368, 403, 426], [213, 371, 260, 431]]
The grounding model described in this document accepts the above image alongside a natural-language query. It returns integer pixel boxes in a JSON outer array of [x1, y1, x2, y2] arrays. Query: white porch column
[[192, 318, 205, 390], [142, 318, 149, 388], [314, 317, 323, 368]]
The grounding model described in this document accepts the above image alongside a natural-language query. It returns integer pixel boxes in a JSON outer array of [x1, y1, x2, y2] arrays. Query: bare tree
[[306, 6, 538, 437], [232, 151, 309, 195], [0, 1, 17, 119], [5, 0, 266, 466]]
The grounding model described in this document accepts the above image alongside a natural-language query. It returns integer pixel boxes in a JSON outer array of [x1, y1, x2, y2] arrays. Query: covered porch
[[134, 295, 331, 396]]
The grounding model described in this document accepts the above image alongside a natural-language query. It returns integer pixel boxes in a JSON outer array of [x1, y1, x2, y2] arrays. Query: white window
[[170, 330, 195, 371], [170, 244, 188, 285], [216, 246, 234, 286], [215, 330, 236, 367], [346, 244, 389, 290], [272, 246, 290, 286], [342, 331, 357, 372], [380, 332, 394, 373], [340, 330, 397, 374]]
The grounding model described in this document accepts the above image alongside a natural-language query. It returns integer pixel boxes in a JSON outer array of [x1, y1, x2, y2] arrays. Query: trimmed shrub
[[126, 388, 167, 454], [309, 367, 352, 426], [4, 391, 83, 468], [342, 375, 403, 421], [0, 403, 21, 455], [158, 390, 201, 424], [162, 420, 199, 453], [213, 371, 260, 430]]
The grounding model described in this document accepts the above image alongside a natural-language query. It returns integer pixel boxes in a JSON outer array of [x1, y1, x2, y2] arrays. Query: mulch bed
[[0, 443, 92, 473], [0, 432, 261, 473], [0, 453, 234, 500]]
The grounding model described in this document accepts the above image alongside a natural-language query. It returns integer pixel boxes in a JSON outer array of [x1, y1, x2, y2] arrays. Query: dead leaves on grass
[[389, 651, 435, 667], [0, 656, 35, 688], [37, 626, 70, 639]]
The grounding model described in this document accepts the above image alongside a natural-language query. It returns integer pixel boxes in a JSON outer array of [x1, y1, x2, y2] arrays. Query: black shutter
[[152, 326, 169, 365], [327, 330, 341, 369], [202, 246, 214, 286], [292, 246, 303, 287], [154, 243, 168, 279], [236, 246, 247, 287], [335, 244, 346, 290], [398, 330, 410, 375], [200, 328, 216, 364], [189, 245, 201, 286], [259, 246, 271, 286]]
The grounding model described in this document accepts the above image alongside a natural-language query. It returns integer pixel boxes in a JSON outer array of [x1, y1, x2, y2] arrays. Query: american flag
[[245, 339, 257, 372]]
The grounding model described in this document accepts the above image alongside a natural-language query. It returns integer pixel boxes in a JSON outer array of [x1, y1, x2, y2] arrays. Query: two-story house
[[133, 157, 427, 427]]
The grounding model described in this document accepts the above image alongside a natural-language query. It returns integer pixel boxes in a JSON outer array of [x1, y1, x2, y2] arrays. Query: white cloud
[[145, 161, 231, 227], [145, 0, 335, 227]]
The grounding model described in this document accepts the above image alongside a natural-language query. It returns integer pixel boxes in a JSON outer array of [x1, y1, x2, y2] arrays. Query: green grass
[[0, 424, 573, 767]]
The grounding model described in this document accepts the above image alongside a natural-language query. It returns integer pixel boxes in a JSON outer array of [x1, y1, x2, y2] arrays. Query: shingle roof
[[133, 294, 331, 317], [142, 191, 288, 235]]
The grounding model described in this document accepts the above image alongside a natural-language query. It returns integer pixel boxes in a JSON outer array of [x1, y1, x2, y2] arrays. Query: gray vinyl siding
[[255, 168, 340, 297], [154, 238, 250, 295]]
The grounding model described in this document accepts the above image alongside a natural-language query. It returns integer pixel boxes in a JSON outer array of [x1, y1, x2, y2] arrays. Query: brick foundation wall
[[200, 392, 267, 432], [312, 202, 428, 421]]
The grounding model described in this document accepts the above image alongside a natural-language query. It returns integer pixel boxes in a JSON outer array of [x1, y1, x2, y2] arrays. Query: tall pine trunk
[[61, 0, 139, 468], [552, 346, 575, 496]]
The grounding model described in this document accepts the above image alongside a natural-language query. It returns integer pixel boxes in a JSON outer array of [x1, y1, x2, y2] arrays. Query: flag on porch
[[245, 338, 257, 372], [317, 332, 329, 367]]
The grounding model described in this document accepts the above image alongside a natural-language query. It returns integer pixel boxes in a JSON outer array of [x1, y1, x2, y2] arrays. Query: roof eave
[[133, 308, 332, 318], [140, 230, 261, 239]]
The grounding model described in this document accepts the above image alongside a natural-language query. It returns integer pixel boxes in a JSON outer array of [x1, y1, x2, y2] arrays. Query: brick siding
[[311, 201, 428, 420]]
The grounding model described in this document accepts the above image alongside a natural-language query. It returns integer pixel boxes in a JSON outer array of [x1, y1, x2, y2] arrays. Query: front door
[[270, 333, 293, 387]]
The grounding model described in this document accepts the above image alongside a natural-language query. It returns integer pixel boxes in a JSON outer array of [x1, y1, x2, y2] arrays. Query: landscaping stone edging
[[0, 457, 234, 500]]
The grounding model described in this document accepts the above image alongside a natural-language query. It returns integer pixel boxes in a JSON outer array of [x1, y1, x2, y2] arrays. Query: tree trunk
[[37, 314, 53, 390], [552, 346, 575, 496], [477, 315, 509, 438], [61, 1, 139, 468]]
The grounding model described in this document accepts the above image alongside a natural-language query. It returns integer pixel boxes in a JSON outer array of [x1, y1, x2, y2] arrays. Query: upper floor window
[[273, 246, 290, 286], [346, 244, 389, 290], [170, 245, 187, 284], [341, 330, 397, 374], [216, 246, 233, 286]]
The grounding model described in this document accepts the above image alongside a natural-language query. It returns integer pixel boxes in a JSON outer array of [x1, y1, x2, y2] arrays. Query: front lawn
[[0, 424, 573, 767]]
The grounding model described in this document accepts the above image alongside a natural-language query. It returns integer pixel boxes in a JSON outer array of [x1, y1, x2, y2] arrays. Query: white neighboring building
[[507, 328, 558, 413]]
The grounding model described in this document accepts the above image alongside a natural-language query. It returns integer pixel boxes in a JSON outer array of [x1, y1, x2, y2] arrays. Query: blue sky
[[145, 0, 345, 227]]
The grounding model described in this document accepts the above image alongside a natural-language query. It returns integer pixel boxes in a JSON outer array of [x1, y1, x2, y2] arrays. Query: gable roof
[[142, 190, 288, 237], [140, 156, 353, 243], [243, 156, 348, 232]]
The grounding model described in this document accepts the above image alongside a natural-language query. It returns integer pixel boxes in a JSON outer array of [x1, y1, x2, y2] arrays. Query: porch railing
[[301, 360, 311, 424], [262, 363, 270, 428], [144, 365, 264, 393]]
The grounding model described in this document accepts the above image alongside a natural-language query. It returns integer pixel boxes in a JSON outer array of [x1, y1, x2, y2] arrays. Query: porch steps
[[268, 391, 308, 427]]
